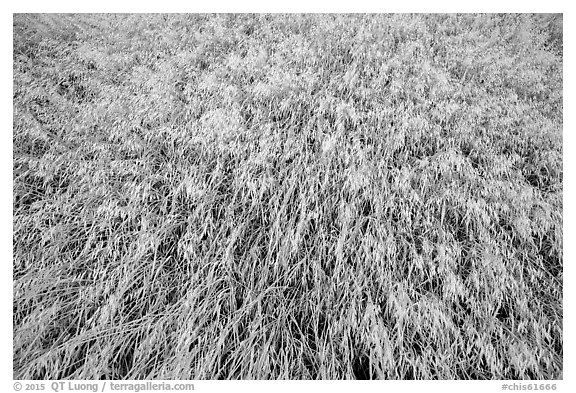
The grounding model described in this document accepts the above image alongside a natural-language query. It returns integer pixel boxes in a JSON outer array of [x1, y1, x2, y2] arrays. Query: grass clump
[[13, 14, 562, 379]]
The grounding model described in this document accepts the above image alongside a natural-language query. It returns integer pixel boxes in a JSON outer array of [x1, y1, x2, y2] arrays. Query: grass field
[[13, 13, 563, 379]]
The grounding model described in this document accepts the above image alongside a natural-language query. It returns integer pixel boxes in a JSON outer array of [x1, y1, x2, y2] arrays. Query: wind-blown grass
[[13, 14, 562, 379]]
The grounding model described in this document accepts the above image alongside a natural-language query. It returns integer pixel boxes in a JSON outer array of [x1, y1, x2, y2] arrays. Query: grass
[[13, 13, 563, 379]]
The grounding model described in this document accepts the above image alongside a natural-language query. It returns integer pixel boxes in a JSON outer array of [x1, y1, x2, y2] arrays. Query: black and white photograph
[[10, 8, 565, 385]]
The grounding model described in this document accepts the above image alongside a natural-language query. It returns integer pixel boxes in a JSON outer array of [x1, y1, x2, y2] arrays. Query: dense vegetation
[[13, 14, 563, 379]]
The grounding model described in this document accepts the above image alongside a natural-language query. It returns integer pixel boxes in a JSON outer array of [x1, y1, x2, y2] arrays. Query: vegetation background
[[13, 13, 563, 379]]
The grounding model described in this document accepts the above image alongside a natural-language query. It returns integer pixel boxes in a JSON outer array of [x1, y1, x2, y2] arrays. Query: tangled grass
[[13, 14, 562, 379]]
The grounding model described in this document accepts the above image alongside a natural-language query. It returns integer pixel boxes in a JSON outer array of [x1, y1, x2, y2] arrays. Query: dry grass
[[13, 14, 562, 379]]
